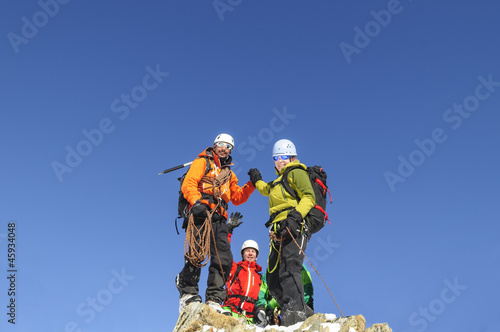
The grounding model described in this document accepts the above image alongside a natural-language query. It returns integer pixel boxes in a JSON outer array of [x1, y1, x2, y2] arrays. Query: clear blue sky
[[1, 1, 499, 331]]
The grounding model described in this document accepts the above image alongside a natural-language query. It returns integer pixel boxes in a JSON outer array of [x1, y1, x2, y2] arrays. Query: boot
[[206, 300, 225, 314], [281, 310, 306, 327], [305, 304, 315, 318], [179, 294, 202, 313]]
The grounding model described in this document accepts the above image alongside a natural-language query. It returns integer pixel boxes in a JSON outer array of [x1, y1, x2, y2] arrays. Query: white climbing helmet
[[214, 133, 235, 150], [272, 139, 297, 157], [241, 239, 259, 257]]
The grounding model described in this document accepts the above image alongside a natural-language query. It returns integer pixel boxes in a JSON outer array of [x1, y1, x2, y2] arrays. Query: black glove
[[255, 310, 268, 327], [227, 212, 243, 233], [190, 201, 208, 219], [276, 210, 302, 238], [248, 168, 262, 186]]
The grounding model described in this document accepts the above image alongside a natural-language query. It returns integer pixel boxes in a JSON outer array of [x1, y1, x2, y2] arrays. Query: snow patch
[[324, 313, 337, 321], [202, 313, 343, 331]]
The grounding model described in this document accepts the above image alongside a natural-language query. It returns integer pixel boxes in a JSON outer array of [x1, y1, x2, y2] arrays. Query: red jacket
[[223, 260, 262, 315], [181, 148, 255, 219]]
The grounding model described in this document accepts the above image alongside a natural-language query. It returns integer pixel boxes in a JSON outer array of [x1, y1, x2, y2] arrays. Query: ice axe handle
[[158, 161, 193, 175]]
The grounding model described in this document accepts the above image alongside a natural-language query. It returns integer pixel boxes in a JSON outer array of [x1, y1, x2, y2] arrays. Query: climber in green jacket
[[254, 264, 314, 327], [248, 139, 316, 327]]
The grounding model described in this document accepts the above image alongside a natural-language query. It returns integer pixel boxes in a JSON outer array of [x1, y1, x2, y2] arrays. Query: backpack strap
[[232, 264, 243, 282], [200, 156, 211, 176], [280, 165, 304, 199]]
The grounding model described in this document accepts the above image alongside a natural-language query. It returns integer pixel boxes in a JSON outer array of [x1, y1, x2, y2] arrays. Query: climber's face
[[213, 142, 232, 159], [242, 248, 257, 262]]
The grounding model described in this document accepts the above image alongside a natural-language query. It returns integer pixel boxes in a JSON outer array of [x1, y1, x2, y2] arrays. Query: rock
[[173, 302, 239, 332], [174, 303, 392, 332], [364, 323, 392, 332]]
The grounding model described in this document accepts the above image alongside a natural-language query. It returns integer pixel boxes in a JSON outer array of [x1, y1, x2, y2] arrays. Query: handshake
[[248, 168, 262, 186]]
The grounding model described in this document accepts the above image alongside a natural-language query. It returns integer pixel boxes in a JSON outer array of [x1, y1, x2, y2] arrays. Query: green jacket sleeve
[[255, 179, 271, 197], [255, 271, 280, 311], [255, 271, 268, 310], [288, 168, 316, 218], [302, 265, 314, 309]]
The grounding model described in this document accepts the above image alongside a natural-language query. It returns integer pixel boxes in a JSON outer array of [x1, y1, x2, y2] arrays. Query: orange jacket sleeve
[[181, 157, 207, 205], [228, 171, 255, 206]]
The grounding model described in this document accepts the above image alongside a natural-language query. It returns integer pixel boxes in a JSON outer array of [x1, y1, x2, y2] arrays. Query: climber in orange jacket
[[175, 133, 256, 314]]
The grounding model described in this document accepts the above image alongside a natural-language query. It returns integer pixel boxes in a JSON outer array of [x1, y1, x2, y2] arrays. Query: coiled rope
[[183, 167, 232, 279]]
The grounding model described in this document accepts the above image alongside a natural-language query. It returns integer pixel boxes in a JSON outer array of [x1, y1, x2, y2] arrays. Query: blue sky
[[1, 1, 499, 331]]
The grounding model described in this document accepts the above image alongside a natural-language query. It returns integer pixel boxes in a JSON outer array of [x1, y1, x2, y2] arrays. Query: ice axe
[[158, 161, 193, 175]]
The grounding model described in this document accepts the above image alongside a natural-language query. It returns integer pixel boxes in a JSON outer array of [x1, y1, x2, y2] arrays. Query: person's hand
[[190, 201, 208, 219], [227, 212, 243, 233], [277, 210, 302, 238], [248, 168, 262, 186], [255, 310, 268, 327]]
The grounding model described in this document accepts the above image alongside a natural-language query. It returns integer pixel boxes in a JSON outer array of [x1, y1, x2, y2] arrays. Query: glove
[[276, 210, 302, 238], [255, 310, 268, 327], [190, 201, 208, 219], [248, 168, 262, 186], [227, 212, 243, 233]]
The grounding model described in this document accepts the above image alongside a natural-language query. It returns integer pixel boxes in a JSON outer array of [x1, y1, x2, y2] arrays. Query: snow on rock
[[174, 302, 392, 332]]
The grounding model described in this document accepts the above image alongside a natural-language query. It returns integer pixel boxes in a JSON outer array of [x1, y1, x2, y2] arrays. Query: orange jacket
[[181, 148, 254, 219]]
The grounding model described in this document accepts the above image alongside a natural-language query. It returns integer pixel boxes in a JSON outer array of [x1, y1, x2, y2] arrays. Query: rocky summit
[[173, 302, 392, 332]]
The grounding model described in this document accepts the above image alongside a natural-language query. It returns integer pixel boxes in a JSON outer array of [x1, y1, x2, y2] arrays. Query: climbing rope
[[183, 167, 232, 279], [285, 226, 345, 318], [267, 228, 284, 274], [184, 212, 212, 268]]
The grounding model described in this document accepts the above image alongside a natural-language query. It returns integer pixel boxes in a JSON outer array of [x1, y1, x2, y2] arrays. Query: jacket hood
[[275, 159, 307, 175]]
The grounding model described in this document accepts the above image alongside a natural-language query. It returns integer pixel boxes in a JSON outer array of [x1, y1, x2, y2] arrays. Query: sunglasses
[[215, 142, 233, 150], [273, 155, 292, 161]]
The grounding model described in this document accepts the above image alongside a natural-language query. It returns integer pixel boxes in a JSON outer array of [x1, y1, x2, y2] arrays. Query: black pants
[[267, 231, 310, 313], [176, 215, 233, 303]]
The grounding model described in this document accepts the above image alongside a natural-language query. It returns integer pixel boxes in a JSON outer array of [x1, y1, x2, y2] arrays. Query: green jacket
[[255, 264, 314, 312], [255, 161, 315, 224]]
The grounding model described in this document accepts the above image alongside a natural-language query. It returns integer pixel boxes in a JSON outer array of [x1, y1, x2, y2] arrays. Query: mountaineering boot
[[281, 310, 307, 327], [179, 294, 202, 313], [305, 304, 315, 318], [206, 300, 225, 314]]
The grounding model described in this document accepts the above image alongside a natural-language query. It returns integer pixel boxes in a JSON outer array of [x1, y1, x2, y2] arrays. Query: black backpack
[[175, 156, 211, 233], [281, 165, 332, 234]]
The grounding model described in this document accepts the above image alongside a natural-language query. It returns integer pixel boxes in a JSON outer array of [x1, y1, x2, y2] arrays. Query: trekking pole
[[158, 161, 193, 175]]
